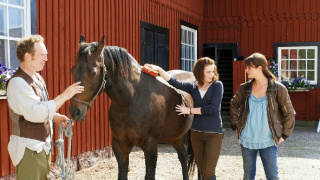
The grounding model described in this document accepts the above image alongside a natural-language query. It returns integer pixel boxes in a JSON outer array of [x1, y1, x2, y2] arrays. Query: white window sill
[[0, 96, 7, 100]]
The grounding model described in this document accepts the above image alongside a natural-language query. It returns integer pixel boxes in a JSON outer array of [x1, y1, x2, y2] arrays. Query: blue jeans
[[240, 145, 279, 180]]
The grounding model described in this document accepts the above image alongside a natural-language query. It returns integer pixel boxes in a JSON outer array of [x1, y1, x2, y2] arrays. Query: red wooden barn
[[1, 0, 320, 177]]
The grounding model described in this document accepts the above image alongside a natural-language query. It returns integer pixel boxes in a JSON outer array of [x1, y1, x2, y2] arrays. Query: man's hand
[[53, 113, 73, 129], [62, 81, 84, 101]]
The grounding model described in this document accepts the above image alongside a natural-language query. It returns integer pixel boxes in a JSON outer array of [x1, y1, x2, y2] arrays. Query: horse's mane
[[78, 42, 137, 80]]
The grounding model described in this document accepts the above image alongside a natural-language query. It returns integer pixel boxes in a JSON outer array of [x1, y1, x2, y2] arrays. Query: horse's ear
[[79, 34, 86, 44], [96, 35, 105, 55]]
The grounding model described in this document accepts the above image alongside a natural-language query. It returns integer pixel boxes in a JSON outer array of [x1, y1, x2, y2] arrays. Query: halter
[[72, 55, 106, 108]]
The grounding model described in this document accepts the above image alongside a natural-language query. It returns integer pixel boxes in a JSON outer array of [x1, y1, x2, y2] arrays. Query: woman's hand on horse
[[175, 104, 189, 115], [143, 64, 171, 81], [144, 64, 159, 71], [63, 81, 84, 100]]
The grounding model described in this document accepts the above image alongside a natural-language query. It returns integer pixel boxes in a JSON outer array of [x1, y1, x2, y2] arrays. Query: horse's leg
[[112, 137, 133, 180], [143, 137, 158, 180], [171, 137, 189, 180]]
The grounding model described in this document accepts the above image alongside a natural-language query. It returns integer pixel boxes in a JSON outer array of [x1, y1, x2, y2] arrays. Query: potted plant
[[0, 63, 15, 96], [281, 75, 312, 91]]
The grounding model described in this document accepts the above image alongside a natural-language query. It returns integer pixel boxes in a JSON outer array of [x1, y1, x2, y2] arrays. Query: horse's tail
[[187, 130, 196, 178]]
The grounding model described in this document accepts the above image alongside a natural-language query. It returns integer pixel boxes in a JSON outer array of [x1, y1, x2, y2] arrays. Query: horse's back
[[167, 70, 195, 83]]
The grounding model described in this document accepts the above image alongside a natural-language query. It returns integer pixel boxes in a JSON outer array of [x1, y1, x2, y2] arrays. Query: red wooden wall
[[0, 0, 204, 177], [233, 61, 320, 121], [203, 0, 320, 59]]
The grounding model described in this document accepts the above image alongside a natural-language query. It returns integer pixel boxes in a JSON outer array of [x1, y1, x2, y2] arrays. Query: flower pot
[[0, 89, 6, 96], [289, 87, 310, 92]]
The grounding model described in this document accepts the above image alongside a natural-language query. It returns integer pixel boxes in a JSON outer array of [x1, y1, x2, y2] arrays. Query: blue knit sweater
[[168, 77, 224, 133]]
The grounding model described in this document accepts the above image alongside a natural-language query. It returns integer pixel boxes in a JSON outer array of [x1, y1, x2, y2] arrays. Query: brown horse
[[69, 35, 195, 180]]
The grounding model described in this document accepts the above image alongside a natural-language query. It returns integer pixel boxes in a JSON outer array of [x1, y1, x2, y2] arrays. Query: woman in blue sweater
[[145, 57, 224, 180]]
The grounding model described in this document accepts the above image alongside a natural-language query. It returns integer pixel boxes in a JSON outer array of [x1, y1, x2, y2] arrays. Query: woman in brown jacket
[[230, 53, 295, 180]]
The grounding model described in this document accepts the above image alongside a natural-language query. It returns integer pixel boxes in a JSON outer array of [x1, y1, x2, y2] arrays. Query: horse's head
[[69, 35, 106, 121]]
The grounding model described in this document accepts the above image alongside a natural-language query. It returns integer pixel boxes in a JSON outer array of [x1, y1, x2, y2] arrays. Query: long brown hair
[[193, 57, 219, 85], [243, 53, 276, 80]]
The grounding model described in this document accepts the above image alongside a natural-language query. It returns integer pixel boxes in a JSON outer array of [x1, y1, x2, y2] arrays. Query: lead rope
[[55, 119, 74, 180]]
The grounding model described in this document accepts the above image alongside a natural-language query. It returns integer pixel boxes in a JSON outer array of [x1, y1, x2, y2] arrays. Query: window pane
[[9, 40, 19, 69], [281, 49, 288, 59], [307, 71, 315, 81], [298, 71, 306, 77], [0, 39, 6, 65], [0, 5, 7, 36], [190, 33, 193, 45], [289, 60, 297, 70], [186, 59, 189, 71], [298, 49, 306, 59], [289, 49, 297, 59], [307, 60, 315, 70], [181, 60, 185, 70], [186, 46, 189, 59], [181, 44, 185, 58], [8, 0, 23, 6], [281, 71, 288, 80], [181, 29, 185, 43], [307, 49, 315, 59], [281, 60, 288, 70], [9, 7, 24, 38], [0, 0, 8, 3], [298, 60, 306, 70], [289, 71, 297, 79]]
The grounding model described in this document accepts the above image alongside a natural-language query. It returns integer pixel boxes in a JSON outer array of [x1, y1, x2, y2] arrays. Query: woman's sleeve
[[200, 81, 223, 115], [168, 77, 194, 93], [277, 84, 295, 139], [230, 85, 243, 128]]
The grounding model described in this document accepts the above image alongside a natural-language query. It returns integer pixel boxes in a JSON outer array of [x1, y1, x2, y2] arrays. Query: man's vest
[[6, 68, 51, 142]]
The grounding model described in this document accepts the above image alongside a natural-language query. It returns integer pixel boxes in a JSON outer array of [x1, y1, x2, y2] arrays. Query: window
[[278, 46, 318, 84], [181, 25, 197, 72], [0, 0, 30, 69]]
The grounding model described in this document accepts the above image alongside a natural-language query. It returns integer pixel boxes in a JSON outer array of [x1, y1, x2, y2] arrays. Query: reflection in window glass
[[307, 71, 315, 81], [9, 40, 19, 69], [298, 49, 306, 59], [281, 49, 288, 59], [298, 71, 306, 77], [8, 0, 23, 6], [0, 39, 6, 65], [307, 49, 315, 59], [289, 71, 297, 79], [281, 71, 288, 80], [307, 60, 315, 70], [298, 60, 306, 70], [289, 49, 297, 59], [281, 60, 288, 70], [289, 60, 297, 70], [0, 5, 7, 36], [9, 7, 24, 38]]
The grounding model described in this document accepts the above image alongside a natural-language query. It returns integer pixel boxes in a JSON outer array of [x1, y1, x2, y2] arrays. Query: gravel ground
[[73, 126, 320, 180]]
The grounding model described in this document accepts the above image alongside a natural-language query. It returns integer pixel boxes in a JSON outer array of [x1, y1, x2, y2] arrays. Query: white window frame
[[181, 25, 197, 72], [0, 0, 31, 69], [277, 46, 318, 85]]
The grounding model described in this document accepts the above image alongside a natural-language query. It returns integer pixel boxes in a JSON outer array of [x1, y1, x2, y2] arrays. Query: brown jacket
[[230, 78, 295, 143]]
